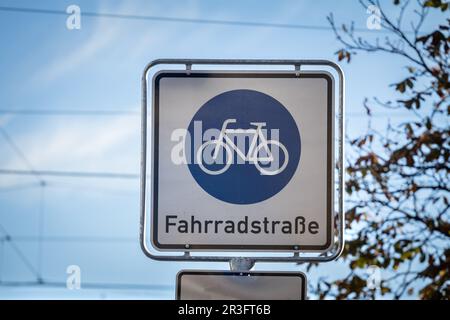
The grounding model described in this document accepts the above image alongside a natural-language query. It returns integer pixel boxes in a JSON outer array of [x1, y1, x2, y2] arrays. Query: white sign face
[[176, 270, 306, 300], [151, 71, 334, 251]]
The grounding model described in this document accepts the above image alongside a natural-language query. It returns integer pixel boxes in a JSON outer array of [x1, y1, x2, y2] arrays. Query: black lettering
[[178, 219, 188, 233], [224, 220, 235, 233], [164, 215, 314, 236], [191, 215, 202, 233], [166, 215, 177, 233], [238, 216, 248, 233], [214, 220, 223, 233], [271, 221, 280, 234], [295, 216, 305, 234], [308, 221, 319, 234], [263, 217, 270, 233], [251, 221, 261, 234], [205, 220, 213, 233], [281, 221, 292, 234]]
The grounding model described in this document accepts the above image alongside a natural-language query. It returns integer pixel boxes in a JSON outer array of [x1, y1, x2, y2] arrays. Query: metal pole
[[229, 258, 255, 271]]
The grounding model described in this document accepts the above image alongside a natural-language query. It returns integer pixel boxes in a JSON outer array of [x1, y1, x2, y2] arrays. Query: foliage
[[317, 0, 449, 299]]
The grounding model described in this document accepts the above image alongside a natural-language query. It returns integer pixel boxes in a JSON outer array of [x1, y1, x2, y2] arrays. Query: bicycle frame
[[212, 119, 274, 163]]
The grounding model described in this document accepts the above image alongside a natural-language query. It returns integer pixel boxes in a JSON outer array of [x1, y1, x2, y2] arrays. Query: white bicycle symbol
[[196, 119, 289, 176]]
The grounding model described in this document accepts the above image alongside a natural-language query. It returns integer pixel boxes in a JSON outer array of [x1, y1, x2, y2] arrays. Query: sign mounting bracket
[[229, 257, 256, 271], [295, 63, 301, 76]]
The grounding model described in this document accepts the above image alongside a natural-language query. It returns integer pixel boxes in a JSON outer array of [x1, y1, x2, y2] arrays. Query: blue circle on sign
[[186, 89, 301, 205]]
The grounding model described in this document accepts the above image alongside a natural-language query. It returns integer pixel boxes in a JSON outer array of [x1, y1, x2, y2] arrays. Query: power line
[[0, 109, 411, 118], [47, 181, 139, 197], [0, 182, 42, 192], [0, 224, 42, 281], [0, 180, 138, 197], [0, 169, 139, 180], [0, 127, 48, 284], [0, 127, 45, 184], [0, 280, 172, 291], [9, 236, 136, 243], [0, 5, 401, 34]]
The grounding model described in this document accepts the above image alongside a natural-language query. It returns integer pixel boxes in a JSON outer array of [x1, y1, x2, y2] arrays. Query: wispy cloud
[[29, 2, 134, 85], [0, 112, 139, 187]]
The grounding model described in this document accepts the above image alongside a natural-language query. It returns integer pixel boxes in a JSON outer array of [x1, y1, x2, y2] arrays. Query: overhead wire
[[0, 169, 139, 180]]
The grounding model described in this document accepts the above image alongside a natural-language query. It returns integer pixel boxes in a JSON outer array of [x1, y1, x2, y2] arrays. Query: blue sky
[[0, 0, 447, 299]]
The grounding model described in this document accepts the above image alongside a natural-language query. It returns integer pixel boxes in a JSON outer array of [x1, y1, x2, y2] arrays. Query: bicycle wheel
[[197, 140, 232, 175], [254, 140, 289, 175]]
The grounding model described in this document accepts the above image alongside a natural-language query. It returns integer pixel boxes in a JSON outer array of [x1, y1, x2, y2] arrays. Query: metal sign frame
[[140, 59, 344, 266], [176, 270, 307, 300]]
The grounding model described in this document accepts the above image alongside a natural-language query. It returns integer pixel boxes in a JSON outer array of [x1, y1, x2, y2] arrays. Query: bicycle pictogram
[[197, 118, 289, 176]]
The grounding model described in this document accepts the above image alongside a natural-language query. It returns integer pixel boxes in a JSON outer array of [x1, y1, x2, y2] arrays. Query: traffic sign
[[176, 270, 306, 300], [149, 70, 334, 251]]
